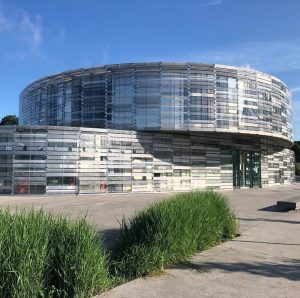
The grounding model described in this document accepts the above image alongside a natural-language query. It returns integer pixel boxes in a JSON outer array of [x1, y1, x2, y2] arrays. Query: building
[[0, 62, 294, 194]]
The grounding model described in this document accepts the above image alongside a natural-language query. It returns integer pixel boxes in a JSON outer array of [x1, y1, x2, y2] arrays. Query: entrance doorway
[[233, 150, 261, 188]]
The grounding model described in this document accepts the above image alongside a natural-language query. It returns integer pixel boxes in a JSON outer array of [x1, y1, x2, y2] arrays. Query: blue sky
[[0, 0, 300, 138]]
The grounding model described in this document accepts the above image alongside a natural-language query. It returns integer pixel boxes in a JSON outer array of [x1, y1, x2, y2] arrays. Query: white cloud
[[0, 1, 43, 54], [19, 11, 43, 52], [291, 86, 300, 93], [0, 1, 13, 30], [202, 0, 222, 7], [188, 39, 300, 73]]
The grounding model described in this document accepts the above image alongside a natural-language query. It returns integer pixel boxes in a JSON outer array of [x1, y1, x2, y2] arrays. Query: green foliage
[[291, 141, 300, 163], [0, 209, 110, 297], [111, 191, 238, 279], [0, 114, 18, 125], [0, 191, 238, 296], [295, 164, 300, 175]]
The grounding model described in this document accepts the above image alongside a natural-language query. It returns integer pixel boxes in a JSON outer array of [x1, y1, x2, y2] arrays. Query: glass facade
[[0, 126, 295, 195], [19, 63, 293, 143], [1, 62, 292, 194]]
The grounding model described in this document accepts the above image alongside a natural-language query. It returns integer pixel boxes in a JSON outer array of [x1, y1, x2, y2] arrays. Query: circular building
[[0, 62, 294, 194], [20, 62, 293, 143]]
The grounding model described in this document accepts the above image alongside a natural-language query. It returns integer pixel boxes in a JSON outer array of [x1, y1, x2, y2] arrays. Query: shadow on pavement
[[238, 217, 300, 224], [174, 258, 300, 281], [234, 239, 300, 246], [258, 205, 279, 212]]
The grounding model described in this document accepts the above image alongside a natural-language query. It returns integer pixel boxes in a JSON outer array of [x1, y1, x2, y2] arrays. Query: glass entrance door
[[233, 150, 261, 188], [241, 151, 251, 187], [251, 152, 261, 187]]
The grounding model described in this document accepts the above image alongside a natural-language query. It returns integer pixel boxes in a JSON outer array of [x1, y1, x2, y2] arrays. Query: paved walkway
[[98, 186, 300, 298], [1, 186, 300, 297]]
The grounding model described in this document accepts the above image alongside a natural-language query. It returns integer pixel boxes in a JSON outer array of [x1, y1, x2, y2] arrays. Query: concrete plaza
[[0, 186, 300, 297]]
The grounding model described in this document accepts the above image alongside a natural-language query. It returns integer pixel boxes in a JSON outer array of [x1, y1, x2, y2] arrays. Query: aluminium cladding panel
[[13, 126, 48, 194], [46, 127, 79, 194], [0, 126, 15, 194], [106, 130, 133, 193], [220, 148, 233, 189], [132, 132, 154, 192], [261, 147, 295, 187], [19, 63, 293, 145], [152, 133, 174, 192], [215, 66, 238, 131], [0, 126, 295, 194], [172, 135, 191, 191], [78, 128, 108, 194]]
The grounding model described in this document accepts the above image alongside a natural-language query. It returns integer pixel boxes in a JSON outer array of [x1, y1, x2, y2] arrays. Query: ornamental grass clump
[[0, 209, 110, 297], [0, 191, 238, 296], [111, 190, 238, 279]]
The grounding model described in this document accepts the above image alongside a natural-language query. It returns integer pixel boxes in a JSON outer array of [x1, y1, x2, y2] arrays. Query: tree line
[[0, 114, 18, 125]]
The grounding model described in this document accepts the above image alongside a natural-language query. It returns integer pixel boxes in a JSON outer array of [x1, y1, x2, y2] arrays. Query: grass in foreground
[[0, 190, 238, 296], [0, 209, 110, 297], [111, 190, 238, 280]]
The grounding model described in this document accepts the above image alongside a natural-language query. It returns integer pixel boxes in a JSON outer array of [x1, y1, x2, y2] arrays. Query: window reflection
[[19, 63, 293, 142]]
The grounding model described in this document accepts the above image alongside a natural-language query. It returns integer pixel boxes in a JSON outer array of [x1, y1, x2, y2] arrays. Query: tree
[[0, 114, 19, 125], [291, 141, 300, 162], [295, 164, 300, 176]]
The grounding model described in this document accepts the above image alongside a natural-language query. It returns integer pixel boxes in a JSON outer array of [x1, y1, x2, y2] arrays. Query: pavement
[[1, 186, 300, 297]]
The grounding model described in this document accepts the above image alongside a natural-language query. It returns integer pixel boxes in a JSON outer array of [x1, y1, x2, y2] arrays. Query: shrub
[[0, 209, 110, 297], [111, 191, 238, 279], [295, 163, 300, 175]]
